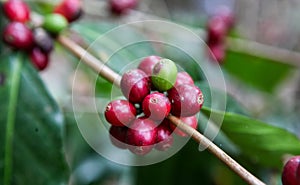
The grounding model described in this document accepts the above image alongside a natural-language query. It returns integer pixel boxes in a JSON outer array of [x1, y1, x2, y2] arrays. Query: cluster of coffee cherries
[[109, 0, 138, 15], [104, 56, 204, 156], [206, 6, 234, 63], [2, 0, 82, 70], [281, 155, 300, 185]]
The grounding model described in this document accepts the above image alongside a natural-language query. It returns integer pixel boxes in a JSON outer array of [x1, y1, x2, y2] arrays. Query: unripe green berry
[[43, 13, 68, 34], [151, 59, 177, 91]]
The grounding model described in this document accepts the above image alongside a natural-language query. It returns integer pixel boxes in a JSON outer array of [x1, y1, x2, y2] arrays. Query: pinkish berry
[[109, 0, 138, 14], [126, 118, 157, 155], [168, 84, 204, 117], [3, 22, 33, 50], [54, 0, 82, 22], [142, 92, 171, 121], [215, 6, 234, 28], [109, 126, 128, 149], [138, 55, 161, 76], [170, 116, 198, 137], [208, 43, 225, 63], [30, 47, 49, 71], [207, 16, 228, 44], [105, 100, 137, 126], [121, 69, 150, 103], [3, 0, 30, 23], [282, 156, 300, 185], [155, 120, 173, 151], [174, 71, 194, 87]]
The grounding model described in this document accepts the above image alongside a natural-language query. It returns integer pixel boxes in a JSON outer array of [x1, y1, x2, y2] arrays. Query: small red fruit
[[109, 0, 138, 15], [170, 116, 198, 137], [3, 22, 33, 49], [30, 47, 49, 71], [138, 55, 161, 76], [142, 92, 171, 121], [54, 0, 82, 22], [109, 126, 128, 149], [104, 100, 136, 126], [121, 69, 150, 103], [207, 16, 228, 44], [33, 28, 54, 53], [168, 84, 204, 117], [174, 72, 194, 87], [3, 0, 30, 22], [282, 156, 300, 185], [126, 118, 157, 155], [208, 43, 225, 63], [155, 120, 173, 151]]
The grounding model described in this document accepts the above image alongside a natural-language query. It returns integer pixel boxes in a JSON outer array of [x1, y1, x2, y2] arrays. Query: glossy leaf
[[0, 52, 69, 185], [201, 106, 300, 168]]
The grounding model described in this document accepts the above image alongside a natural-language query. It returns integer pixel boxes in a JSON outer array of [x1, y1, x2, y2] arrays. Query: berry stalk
[[57, 35, 266, 185]]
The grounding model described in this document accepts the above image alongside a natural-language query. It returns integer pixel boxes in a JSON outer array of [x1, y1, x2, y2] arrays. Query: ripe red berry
[[121, 69, 150, 103], [170, 116, 198, 137], [54, 0, 82, 22], [282, 156, 300, 185], [174, 72, 194, 87], [207, 16, 228, 44], [138, 55, 161, 76], [30, 47, 49, 71], [104, 100, 136, 127], [109, 0, 138, 15], [33, 28, 54, 53], [142, 92, 171, 121], [168, 84, 204, 117], [126, 118, 157, 155], [3, 0, 30, 23], [208, 43, 225, 63], [155, 120, 173, 151], [215, 6, 234, 28], [3, 22, 33, 49], [109, 126, 128, 149]]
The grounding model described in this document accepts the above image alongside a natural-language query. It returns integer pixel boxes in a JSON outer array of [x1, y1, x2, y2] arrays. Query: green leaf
[[0, 52, 69, 185], [224, 50, 293, 92], [201, 107, 300, 168]]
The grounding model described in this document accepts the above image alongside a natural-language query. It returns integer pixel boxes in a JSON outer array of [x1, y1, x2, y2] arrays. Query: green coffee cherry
[[151, 59, 178, 91], [43, 13, 68, 34]]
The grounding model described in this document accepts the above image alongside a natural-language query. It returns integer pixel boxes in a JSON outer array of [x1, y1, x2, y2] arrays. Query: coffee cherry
[[30, 47, 49, 71], [109, 0, 138, 15], [109, 126, 128, 149], [215, 6, 234, 28], [208, 43, 225, 63], [170, 116, 198, 137], [121, 69, 150, 103], [3, 0, 30, 23], [207, 16, 228, 44], [282, 156, 300, 185], [126, 117, 157, 155], [142, 92, 171, 121], [155, 120, 173, 151], [33, 28, 54, 53], [54, 0, 82, 23], [168, 84, 204, 117], [151, 59, 178, 91], [174, 71, 194, 87], [138, 55, 161, 76], [43, 13, 68, 35], [104, 100, 136, 127], [3, 22, 33, 49]]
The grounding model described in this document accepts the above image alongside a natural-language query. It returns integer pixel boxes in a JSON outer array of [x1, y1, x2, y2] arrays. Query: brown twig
[[57, 35, 266, 185]]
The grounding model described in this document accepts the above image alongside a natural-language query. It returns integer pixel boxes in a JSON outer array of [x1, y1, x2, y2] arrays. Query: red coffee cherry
[[174, 71, 194, 87], [170, 116, 198, 137], [207, 16, 228, 44], [104, 100, 136, 127], [215, 6, 234, 28], [168, 84, 204, 117], [138, 55, 161, 76], [30, 47, 49, 71], [142, 92, 171, 121], [155, 120, 173, 151], [208, 43, 225, 63], [3, 0, 30, 23], [126, 117, 157, 155], [109, 126, 128, 149], [33, 28, 54, 53], [3, 22, 33, 49], [54, 0, 82, 22], [109, 0, 138, 15], [282, 156, 300, 185], [121, 69, 150, 103]]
